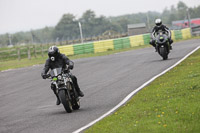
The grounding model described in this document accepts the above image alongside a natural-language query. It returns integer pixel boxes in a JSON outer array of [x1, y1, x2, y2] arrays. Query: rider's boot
[[76, 87, 84, 97], [51, 85, 61, 105], [56, 98, 61, 105], [78, 90, 84, 97], [154, 45, 158, 52], [151, 42, 157, 52], [54, 92, 61, 105], [155, 47, 158, 52], [71, 75, 84, 97], [169, 45, 172, 50], [169, 39, 173, 50]]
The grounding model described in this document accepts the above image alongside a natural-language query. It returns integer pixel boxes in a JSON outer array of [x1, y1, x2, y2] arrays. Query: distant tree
[[115, 18, 130, 33], [92, 16, 111, 35], [79, 10, 95, 37], [53, 13, 79, 41], [33, 27, 54, 43], [168, 5, 177, 23], [80, 10, 112, 37], [177, 1, 188, 20], [0, 34, 9, 47], [189, 5, 200, 18]]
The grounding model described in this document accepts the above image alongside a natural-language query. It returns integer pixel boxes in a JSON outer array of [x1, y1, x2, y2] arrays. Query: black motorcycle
[[155, 31, 171, 60], [47, 67, 80, 113]]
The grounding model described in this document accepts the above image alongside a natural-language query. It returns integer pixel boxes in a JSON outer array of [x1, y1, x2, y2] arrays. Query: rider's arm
[[41, 59, 50, 75], [164, 26, 171, 37], [63, 54, 74, 69], [151, 27, 156, 40]]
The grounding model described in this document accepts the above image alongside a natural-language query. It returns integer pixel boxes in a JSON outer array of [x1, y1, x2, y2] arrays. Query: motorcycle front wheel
[[59, 90, 73, 113], [159, 46, 168, 60]]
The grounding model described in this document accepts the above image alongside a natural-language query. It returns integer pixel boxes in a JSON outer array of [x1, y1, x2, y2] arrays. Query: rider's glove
[[69, 64, 73, 70], [41, 73, 47, 79], [68, 61, 74, 70]]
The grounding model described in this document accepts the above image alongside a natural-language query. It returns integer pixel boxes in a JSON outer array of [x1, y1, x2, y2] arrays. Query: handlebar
[[45, 74, 51, 79]]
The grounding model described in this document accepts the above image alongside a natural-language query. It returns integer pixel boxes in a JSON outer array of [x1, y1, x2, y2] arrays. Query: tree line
[[0, 1, 200, 47]]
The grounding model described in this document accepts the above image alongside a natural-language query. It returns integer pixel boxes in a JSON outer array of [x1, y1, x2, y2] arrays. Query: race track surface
[[0, 39, 199, 133]]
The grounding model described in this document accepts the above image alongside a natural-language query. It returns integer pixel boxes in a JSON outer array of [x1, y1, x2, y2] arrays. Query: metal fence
[[0, 33, 128, 61], [191, 26, 200, 36], [0, 28, 198, 62], [0, 44, 53, 61]]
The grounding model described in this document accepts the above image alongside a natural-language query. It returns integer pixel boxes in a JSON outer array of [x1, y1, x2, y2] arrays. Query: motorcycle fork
[[67, 81, 78, 102], [70, 82, 79, 99], [65, 82, 72, 101]]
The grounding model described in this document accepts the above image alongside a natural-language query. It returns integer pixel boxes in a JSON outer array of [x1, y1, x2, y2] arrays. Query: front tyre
[[59, 90, 73, 113], [159, 46, 168, 60]]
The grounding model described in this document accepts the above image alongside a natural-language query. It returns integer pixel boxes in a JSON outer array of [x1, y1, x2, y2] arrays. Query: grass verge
[[85, 49, 200, 133]]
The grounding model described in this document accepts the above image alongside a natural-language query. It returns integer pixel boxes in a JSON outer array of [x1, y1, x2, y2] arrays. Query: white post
[[146, 13, 150, 32], [78, 22, 83, 43], [187, 8, 191, 28], [8, 34, 12, 46], [187, 8, 192, 36]]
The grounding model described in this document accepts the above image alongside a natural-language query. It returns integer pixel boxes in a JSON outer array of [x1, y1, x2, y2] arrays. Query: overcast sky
[[0, 0, 199, 34]]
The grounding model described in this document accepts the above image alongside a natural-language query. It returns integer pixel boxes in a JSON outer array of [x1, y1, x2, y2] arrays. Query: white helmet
[[155, 19, 162, 27]]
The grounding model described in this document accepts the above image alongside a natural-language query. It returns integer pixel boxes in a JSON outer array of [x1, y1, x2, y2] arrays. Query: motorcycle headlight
[[58, 75, 62, 80]]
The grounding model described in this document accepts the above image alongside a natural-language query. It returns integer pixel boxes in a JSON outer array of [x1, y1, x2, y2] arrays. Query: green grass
[[85, 49, 200, 133], [0, 56, 48, 71], [0, 45, 149, 71]]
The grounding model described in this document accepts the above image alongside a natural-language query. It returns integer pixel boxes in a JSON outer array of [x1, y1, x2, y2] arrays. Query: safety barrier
[[0, 28, 192, 61], [58, 28, 192, 56]]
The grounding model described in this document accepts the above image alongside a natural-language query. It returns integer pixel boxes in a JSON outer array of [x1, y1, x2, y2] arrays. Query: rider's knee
[[168, 39, 173, 45], [51, 84, 56, 90], [150, 39, 156, 47], [70, 75, 77, 82]]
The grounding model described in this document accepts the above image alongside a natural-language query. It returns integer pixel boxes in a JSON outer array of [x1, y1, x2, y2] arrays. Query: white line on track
[[73, 45, 200, 133], [37, 105, 55, 109]]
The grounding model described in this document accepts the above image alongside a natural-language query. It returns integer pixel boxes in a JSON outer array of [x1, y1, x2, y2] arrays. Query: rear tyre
[[59, 90, 73, 113]]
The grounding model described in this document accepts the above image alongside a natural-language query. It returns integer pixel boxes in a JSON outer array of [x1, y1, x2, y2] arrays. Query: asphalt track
[[0, 39, 199, 133]]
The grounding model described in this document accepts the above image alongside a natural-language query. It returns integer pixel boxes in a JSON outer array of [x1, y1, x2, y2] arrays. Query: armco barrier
[[174, 30, 183, 40], [59, 45, 74, 56], [58, 28, 192, 56], [143, 33, 151, 45], [93, 40, 114, 53], [181, 28, 192, 39], [73, 44, 84, 55], [130, 35, 144, 47], [113, 38, 123, 50], [82, 43, 94, 54]]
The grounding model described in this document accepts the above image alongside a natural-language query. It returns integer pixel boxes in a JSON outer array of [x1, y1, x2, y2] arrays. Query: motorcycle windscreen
[[49, 68, 62, 77]]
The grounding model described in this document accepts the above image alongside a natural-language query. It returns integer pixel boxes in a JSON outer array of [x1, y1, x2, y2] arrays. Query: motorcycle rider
[[149, 18, 173, 52], [41, 46, 84, 105]]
